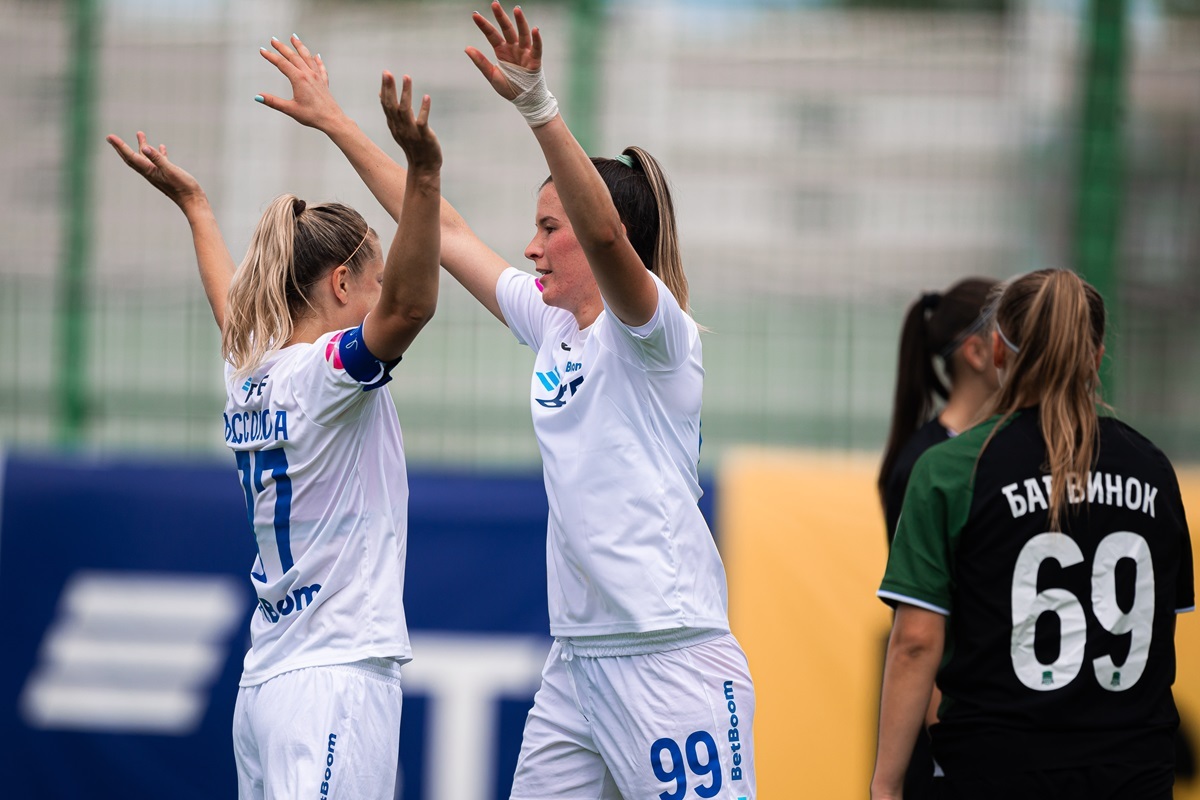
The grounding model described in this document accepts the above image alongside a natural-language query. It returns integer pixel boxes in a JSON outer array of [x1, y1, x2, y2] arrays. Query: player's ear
[[991, 330, 1007, 371], [961, 335, 989, 373], [329, 265, 352, 305]]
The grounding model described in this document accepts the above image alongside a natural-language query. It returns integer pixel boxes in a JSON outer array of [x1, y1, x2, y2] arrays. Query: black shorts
[[931, 762, 1173, 800]]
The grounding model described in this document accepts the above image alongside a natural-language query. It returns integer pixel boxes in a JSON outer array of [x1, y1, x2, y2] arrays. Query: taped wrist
[[498, 60, 558, 127]]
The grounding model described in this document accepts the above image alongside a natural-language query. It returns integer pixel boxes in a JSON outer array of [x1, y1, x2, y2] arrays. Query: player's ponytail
[[222, 195, 378, 379], [980, 269, 1107, 531], [878, 277, 997, 501], [588, 147, 690, 316]]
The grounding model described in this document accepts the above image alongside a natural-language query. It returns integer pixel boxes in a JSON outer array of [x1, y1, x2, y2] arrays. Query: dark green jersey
[[879, 411, 1195, 773]]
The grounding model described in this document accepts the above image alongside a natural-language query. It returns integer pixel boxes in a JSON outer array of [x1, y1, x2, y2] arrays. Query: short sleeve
[[597, 272, 698, 371], [878, 452, 956, 616], [496, 267, 564, 352], [287, 324, 400, 427]]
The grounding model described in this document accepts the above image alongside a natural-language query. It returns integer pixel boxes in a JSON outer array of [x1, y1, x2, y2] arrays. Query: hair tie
[[920, 292, 941, 312], [613, 153, 635, 169], [292, 198, 306, 217]]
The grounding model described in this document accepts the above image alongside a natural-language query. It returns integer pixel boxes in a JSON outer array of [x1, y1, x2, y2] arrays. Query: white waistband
[[327, 656, 404, 684], [556, 627, 726, 660]]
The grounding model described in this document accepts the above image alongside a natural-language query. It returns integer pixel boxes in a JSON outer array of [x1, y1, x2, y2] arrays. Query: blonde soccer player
[[107, 65, 441, 799], [255, 6, 756, 796]]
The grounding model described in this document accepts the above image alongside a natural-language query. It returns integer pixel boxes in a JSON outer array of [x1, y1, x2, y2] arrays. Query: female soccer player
[[107, 67, 441, 799], [254, 7, 755, 797], [878, 278, 999, 546], [876, 278, 998, 798], [873, 269, 1194, 800]]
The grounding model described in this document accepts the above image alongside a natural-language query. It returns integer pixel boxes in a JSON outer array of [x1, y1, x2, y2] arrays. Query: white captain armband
[[325, 325, 401, 391]]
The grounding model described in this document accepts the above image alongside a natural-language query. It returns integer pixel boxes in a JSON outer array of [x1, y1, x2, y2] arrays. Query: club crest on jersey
[[242, 375, 268, 403], [535, 366, 584, 409]]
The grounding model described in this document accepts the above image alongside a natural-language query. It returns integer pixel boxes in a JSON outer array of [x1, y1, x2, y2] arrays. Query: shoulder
[[1098, 416, 1179, 482], [1099, 416, 1168, 459]]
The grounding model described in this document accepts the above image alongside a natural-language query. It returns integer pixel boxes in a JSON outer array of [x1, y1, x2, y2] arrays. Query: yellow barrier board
[[721, 449, 1200, 799]]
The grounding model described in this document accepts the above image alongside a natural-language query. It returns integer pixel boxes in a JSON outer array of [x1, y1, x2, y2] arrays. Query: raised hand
[[256, 34, 343, 131], [379, 72, 441, 174], [105, 131, 204, 209], [465, 2, 543, 102]]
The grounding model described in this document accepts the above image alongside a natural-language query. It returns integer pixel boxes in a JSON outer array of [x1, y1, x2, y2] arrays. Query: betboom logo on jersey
[[257, 583, 321, 623], [535, 365, 584, 409]]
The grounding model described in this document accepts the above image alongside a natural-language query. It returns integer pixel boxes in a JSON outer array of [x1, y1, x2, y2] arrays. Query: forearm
[[873, 605, 945, 798], [323, 115, 408, 222], [872, 636, 942, 798], [384, 169, 441, 318], [180, 194, 234, 330], [531, 115, 623, 251]]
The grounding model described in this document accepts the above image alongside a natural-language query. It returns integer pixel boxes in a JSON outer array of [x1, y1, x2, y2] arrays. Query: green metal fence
[[2, 0, 1198, 467]]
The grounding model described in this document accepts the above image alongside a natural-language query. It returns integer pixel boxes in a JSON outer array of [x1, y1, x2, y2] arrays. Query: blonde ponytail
[[222, 195, 376, 379], [980, 269, 1108, 530]]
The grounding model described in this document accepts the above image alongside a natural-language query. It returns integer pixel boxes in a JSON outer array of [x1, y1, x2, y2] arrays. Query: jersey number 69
[[1010, 531, 1154, 692]]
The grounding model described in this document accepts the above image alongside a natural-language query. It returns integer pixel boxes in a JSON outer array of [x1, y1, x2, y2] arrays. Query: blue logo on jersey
[[535, 366, 584, 409], [257, 583, 321, 623], [535, 367, 561, 392], [243, 374, 269, 403]]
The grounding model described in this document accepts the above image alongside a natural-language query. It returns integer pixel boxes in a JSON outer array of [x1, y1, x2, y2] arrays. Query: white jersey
[[496, 267, 730, 637], [223, 324, 412, 686]]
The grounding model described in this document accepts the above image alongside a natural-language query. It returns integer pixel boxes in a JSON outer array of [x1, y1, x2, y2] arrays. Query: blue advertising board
[[0, 453, 714, 799]]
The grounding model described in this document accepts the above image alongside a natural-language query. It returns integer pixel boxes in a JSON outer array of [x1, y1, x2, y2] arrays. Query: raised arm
[[466, 3, 658, 327], [105, 132, 234, 330], [257, 35, 509, 323], [362, 76, 440, 362]]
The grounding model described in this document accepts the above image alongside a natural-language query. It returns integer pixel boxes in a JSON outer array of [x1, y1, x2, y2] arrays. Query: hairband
[[292, 198, 306, 217], [341, 226, 372, 267], [996, 324, 1021, 354], [920, 292, 941, 312], [937, 312, 987, 361], [613, 153, 635, 169]]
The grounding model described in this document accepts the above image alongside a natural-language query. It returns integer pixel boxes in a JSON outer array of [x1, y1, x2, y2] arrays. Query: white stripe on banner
[[20, 570, 244, 735]]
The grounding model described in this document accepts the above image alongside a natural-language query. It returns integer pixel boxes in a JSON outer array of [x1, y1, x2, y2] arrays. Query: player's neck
[[939, 379, 994, 435]]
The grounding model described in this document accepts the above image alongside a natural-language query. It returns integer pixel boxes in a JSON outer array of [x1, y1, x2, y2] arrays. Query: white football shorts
[[510, 632, 756, 800], [233, 657, 403, 800]]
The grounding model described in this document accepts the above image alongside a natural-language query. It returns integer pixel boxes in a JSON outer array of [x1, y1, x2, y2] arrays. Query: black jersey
[[883, 418, 954, 545], [879, 410, 1195, 774]]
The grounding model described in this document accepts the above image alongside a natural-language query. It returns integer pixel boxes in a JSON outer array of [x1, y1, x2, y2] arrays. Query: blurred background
[[1, 0, 1199, 798]]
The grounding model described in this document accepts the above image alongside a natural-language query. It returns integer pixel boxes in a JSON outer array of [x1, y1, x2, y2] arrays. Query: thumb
[[254, 93, 293, 115], [140, 144, 166, 166]]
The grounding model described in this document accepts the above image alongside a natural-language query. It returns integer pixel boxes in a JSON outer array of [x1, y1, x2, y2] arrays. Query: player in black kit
[[871, 269, 1194, 800]]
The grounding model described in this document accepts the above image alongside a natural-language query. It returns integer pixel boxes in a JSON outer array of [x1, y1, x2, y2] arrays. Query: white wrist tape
[[498, 60, 559, 127]]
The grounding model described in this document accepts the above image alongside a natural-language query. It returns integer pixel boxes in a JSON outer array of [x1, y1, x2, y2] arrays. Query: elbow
[[580, 218, 625, 253], [398, 302, 435, 330], [889, 626, 941, 665], [888, 608, 945, 665]]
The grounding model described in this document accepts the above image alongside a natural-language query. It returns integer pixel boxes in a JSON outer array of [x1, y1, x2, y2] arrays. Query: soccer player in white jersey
[[254, 7, 756, 797], [106, 61, 441, 799]]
